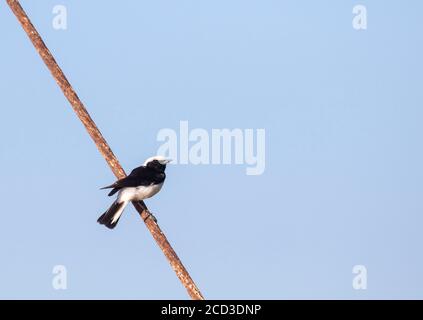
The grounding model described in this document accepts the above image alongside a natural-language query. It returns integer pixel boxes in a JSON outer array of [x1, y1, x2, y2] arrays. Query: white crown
[[143, 155, 172, 166]]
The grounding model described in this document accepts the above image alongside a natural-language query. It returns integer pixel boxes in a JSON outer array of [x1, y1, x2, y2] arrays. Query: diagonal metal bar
[[6, 0, 204, 300]]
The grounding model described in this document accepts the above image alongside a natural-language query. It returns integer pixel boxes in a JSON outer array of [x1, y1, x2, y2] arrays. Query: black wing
[[101, 166, 165, 196]]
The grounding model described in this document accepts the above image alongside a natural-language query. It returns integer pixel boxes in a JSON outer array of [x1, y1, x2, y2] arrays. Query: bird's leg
[[144, 211, 158, 223], [135, 201, 158, 223]]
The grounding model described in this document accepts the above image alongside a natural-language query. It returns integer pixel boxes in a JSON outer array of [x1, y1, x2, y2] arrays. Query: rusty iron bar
[[6, 0, 204, 300]]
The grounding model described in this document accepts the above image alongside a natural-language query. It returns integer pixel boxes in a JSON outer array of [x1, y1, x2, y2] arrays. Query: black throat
[[147, 160, 166, 173]]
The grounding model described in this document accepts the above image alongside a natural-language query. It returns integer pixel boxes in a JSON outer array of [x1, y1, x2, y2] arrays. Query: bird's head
[[143, 155, 172, 171]]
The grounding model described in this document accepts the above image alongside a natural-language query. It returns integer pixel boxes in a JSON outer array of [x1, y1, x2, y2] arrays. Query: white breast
[[117, 183, 164, 202]]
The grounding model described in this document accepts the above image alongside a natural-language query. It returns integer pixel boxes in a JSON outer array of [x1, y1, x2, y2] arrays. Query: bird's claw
[[144, 211, 157, 223]]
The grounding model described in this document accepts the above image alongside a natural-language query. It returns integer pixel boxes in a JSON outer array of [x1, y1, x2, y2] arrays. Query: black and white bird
[[97, 155, 171, 229]]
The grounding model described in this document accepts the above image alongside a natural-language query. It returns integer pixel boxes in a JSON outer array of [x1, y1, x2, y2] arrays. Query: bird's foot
[[144, 211, 158, 223]]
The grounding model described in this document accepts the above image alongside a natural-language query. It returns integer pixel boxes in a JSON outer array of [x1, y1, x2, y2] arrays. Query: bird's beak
[[164, 159, 172, 164]]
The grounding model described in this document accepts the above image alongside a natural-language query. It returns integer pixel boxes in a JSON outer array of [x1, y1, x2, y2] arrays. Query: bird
[[97, 155, 171, 229]]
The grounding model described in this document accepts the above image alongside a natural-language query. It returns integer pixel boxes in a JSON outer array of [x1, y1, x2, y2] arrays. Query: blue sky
[[0, 1, 422, 299]]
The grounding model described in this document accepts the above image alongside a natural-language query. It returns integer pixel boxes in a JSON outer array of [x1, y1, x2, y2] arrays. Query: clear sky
[[1, 1, 422, 299]]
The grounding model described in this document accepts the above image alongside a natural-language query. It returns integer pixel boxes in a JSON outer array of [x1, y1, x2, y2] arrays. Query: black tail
[[107, 188, 120, 196], [97, 201, 126, 229], [100, 185, 120, 196]]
